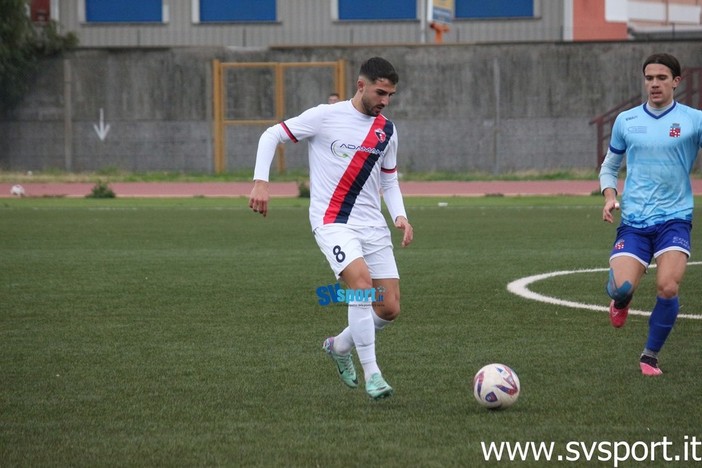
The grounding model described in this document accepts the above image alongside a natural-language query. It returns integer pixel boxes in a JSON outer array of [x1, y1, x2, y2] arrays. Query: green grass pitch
[[1, 196, 701, 466]]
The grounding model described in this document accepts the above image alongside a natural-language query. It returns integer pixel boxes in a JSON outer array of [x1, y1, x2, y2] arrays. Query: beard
[[361, 96, 383, 117]]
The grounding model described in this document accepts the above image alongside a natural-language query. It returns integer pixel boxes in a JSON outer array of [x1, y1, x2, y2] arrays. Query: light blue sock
[[645, 296, 679, 352]]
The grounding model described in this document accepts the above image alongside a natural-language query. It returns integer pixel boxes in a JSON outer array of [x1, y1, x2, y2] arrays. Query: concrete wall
[[1, 41, 701, 175]]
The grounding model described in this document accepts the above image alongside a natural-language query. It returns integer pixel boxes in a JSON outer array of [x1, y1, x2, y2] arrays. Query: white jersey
[[259, 100, 401, 230]]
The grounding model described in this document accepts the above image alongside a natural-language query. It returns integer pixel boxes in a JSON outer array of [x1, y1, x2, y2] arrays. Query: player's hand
[[394, 216, 413, 247], [602, 198, 620, 224], [249, 180, 270, 217]]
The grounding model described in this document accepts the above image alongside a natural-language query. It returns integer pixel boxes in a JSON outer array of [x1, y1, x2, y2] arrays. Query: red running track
[[2, 180, 702, 198]]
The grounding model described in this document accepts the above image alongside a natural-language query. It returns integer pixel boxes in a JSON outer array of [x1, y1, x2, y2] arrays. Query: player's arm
[[381, 169, 413, 247], [393, 215, 413, 248], [601, 187, 620, 224], [249, 180, 270, 217], [249, 125, 287, 217], [599, 148, 623, 224], [249, 106, 324, 217]]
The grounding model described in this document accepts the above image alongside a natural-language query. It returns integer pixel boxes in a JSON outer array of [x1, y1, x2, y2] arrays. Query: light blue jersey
[[600, 102, 702, 228]]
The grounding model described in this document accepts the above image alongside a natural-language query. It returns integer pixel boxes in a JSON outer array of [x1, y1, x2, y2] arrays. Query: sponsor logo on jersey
[[330, 140, 385, 159]]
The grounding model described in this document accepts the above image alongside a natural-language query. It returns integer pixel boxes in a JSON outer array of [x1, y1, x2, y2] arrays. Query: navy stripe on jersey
[[324, 116, 394, 224]]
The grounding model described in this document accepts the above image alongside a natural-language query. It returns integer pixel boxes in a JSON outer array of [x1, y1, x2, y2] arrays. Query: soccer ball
[[473, 363, 520, 409], [10, 184, 25, 197]]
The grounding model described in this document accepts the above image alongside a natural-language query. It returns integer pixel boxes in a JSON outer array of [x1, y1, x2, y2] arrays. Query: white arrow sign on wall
[[93, 108, 111, 141]]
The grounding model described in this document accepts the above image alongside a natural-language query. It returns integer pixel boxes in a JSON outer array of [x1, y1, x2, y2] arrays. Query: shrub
[[297, 180, 310, 198], [86, 180, 116, 198]]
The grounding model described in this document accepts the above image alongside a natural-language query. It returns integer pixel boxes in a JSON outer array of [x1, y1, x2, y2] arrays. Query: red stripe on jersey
[[323, 115, 391, 224], [381, 166, 396, 173], [280, 122, 298, 143]]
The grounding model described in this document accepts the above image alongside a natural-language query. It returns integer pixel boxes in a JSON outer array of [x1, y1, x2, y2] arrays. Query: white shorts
[[313, 224, 399, 280]]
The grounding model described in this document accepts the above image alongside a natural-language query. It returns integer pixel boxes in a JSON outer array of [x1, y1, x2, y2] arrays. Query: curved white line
[[506, 262, 702, 320]]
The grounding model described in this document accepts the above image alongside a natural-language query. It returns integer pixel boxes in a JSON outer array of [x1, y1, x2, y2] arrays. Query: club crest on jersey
[[374, 128, 386, 143], [669, 123, 681, 138]]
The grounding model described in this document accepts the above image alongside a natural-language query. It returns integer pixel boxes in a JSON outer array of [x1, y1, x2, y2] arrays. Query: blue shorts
[[610, 219, 692, 267]]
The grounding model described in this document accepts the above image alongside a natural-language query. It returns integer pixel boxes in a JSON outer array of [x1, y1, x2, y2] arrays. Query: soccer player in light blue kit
[[600, 53, 702, 376]]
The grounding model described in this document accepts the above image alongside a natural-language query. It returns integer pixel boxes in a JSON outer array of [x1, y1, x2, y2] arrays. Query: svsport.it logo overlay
[[316, 282, 385, 306]]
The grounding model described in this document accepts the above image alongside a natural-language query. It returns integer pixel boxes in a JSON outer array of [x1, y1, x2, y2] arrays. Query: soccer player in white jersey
[[600, 53, 702, 376], [249, 57, 413, 399]]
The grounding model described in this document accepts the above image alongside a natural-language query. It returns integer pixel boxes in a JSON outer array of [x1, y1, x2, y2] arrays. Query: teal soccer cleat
[[365, 373, 394, 400], [322, 337, 358, 389]]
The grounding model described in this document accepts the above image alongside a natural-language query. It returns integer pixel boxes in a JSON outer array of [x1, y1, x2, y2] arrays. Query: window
[[337, 0, 415, 20], [198, 0, 276, 22], [455, 0, 533, 19], [85, 0, 163, 23]]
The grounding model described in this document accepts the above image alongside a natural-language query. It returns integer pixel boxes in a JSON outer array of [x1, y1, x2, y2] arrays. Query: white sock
[[332, 327, 354, 355], [348, 300, 380, 379], [334, 310, 392, 355], [372, 310, 393, 331]]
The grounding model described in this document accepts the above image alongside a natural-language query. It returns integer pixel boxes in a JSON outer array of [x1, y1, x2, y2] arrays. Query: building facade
[[32, 0, 701, 48]]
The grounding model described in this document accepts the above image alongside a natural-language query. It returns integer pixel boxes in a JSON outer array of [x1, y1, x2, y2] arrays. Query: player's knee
[[656, 282, 679, 299], [607, 283, 633, 303], [373, 288, 400, 322], [379, 305, 400, 322], [606, 269, 633, 303], [373, 298, 400, 322]]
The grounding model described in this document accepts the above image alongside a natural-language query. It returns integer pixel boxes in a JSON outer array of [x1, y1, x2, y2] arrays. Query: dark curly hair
[[359, 57, 399, 85]]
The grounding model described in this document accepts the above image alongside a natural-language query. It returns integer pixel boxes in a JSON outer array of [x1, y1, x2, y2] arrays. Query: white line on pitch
[[506, 261, 702, 320]]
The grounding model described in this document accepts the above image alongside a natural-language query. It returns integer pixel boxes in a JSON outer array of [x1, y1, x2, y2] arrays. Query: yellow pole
[[336, 59, 346, 99], [212, 59, 224, 174]]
